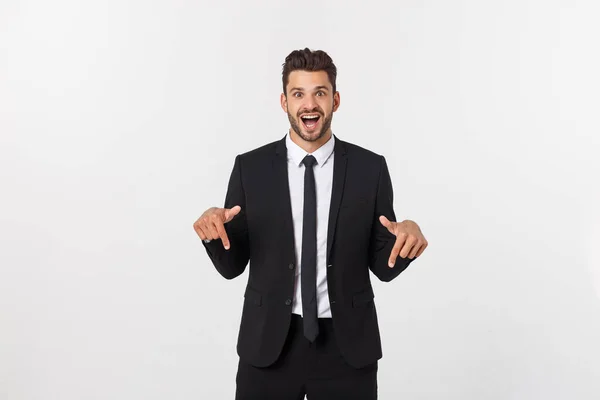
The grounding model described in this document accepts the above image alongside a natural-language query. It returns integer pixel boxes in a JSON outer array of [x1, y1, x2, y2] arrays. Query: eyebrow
[[290, 86, 330, 92]]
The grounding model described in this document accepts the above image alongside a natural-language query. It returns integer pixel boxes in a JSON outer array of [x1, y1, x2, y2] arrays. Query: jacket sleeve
[[202, 154, 250, 280], [368, 155, 415, 282]]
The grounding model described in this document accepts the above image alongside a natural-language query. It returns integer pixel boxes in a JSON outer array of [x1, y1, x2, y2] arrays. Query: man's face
[[281, 70, 340, 142]]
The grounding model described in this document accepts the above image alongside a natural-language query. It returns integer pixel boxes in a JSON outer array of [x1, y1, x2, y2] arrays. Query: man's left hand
[[379, 217, 428, 267]]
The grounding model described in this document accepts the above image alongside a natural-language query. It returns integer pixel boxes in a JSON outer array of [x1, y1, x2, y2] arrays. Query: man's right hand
[[193, 205, 242, 250]]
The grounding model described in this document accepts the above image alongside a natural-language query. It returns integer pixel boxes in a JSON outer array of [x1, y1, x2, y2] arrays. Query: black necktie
[[301, 155, 319, 342]]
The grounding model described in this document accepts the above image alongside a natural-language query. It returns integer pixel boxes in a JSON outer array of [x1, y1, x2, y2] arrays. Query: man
[[193, 48, 428, 399]]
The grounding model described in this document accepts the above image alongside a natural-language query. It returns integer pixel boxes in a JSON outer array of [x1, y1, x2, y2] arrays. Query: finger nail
[[225, 245, 230, 250], [388, 262, 394, 268]]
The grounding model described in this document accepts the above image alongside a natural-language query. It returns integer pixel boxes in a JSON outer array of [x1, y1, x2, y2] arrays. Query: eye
[[294, 92, 302, 98], [317, 91, 325, 96]]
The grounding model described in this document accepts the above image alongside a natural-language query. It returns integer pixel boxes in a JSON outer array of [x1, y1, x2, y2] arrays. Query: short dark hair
[[282, 48, 337, 95]]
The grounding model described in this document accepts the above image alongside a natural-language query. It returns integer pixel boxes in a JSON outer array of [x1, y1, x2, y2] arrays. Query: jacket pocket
[[352, 286, 375, 307], [244, 286, 262, 307]]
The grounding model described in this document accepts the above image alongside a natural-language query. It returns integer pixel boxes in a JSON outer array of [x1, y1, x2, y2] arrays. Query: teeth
[[302, 115, 319, 119]]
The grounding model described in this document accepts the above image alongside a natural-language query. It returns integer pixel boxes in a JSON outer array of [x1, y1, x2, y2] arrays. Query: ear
[[332, 91, 340, 112], [280, 93, 288, 113]]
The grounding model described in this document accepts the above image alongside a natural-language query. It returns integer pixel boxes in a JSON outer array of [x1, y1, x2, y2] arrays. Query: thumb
[[379, 215, 394, 233], [224, 205, 242, 223]]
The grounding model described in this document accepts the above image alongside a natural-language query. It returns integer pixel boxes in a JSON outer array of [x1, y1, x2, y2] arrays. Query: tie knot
[[302, 155, 317, 168]]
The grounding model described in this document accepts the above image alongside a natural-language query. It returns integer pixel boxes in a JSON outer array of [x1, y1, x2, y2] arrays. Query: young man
[[193, 48, 428, 399]]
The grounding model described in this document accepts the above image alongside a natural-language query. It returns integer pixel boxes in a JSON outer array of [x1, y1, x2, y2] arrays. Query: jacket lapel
[[326, 135, 347, 263], [273, 137, 296, 258], [272, 133, 348, 264]]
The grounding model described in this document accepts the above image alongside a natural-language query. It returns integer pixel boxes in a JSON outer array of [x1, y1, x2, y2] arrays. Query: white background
[[1, 0, 599, 399]]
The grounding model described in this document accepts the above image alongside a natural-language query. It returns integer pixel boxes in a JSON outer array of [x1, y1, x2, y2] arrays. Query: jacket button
[[288, 263, 294, 270], [330, 300, 336, 304], [285, 298, 292, 306], [327, 264, 332, 268]]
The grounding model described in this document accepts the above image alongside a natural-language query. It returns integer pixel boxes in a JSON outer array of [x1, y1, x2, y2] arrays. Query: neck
[[289, 129, 332, 154]]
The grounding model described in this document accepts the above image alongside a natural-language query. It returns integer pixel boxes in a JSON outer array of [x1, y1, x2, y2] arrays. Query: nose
[[302, 96, 319, 113]]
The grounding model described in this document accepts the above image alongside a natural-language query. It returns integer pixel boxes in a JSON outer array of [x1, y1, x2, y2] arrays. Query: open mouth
[[300, 114, 321, 131]]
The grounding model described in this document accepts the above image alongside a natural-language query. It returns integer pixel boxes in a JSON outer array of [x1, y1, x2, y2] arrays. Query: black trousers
[[235, 313, 378, 400]]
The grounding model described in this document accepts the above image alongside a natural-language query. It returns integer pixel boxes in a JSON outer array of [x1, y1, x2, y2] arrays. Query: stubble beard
[[287, 111, 333, 143]]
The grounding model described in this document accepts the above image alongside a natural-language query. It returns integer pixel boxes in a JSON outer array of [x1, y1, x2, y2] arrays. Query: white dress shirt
[[285, 132, 335, 318]]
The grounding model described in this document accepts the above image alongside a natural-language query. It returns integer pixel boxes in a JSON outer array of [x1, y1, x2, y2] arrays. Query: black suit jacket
[[202, 134, 416, 368]]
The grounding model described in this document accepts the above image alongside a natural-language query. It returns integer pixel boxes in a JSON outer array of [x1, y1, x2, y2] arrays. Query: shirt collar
[[285, 131, 335, 168]]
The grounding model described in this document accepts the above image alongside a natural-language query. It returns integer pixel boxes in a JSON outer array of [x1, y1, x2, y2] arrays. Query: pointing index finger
[[388, 234, 407, 267], [214, 218, 231, 250]]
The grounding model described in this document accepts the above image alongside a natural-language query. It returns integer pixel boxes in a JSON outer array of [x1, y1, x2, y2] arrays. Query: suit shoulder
[[236, 137, 282, 161], [340, 139, 385, 164]]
